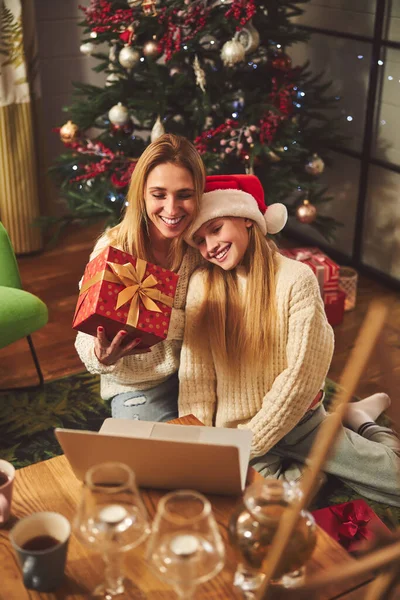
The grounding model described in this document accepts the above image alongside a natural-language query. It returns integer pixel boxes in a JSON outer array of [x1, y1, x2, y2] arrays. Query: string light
[[357, 55, 364, 59], [90, 31, 97, 39], [381, 119, 386, 125], [125, 201, 129, 206], [232, 112, 238, 118], [140, 57, 145, 62], [388, 76, 393, 80], [72, 165, 78, 170], [378, 60, 384, 65], [346, 116, 353, 122]]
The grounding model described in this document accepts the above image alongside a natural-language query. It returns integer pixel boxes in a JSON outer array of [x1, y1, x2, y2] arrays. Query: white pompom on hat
[[186, 174, 288, 246]]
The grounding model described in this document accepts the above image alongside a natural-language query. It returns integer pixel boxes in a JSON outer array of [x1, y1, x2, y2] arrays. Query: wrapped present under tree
[[280, 246, 345, 326]]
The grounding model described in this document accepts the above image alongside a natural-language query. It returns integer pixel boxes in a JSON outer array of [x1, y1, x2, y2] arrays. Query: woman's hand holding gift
[[94, 326, 150, 365]]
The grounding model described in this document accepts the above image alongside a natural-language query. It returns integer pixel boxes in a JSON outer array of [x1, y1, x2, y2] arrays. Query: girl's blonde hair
[[192, 224, 278, 376], [104, 134, 205, 271]]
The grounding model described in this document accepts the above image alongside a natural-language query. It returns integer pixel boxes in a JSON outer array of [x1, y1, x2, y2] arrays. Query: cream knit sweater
[[75, 235, 202, 399], [178, 254, 334, 457]]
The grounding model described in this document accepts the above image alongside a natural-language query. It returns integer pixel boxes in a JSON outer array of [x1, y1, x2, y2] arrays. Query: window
[[289, 0, 400, 288]]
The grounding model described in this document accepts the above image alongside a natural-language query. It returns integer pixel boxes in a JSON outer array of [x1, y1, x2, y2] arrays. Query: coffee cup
[[10, 511, 71, 592], [0, 459, 15, 525]]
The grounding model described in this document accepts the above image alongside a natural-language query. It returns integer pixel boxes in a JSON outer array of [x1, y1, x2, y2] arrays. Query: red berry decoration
[[111, 121, 134, 136], [271, 51, 292, 71]]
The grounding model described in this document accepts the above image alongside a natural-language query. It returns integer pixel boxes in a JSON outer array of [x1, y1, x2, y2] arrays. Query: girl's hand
[[94, 326, 150, 366]]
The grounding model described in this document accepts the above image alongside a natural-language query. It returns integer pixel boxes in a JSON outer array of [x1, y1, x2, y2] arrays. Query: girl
[[179, 174, 400, 506], [75, 134, 206, 422]]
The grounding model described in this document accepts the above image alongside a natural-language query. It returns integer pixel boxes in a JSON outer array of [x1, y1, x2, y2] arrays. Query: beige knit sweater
[[178, 254, 334, 457], [75, 235, 202, 399]]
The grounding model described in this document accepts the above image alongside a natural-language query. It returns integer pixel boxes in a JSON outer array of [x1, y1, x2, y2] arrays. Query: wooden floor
[[1, 223, 399, 399]]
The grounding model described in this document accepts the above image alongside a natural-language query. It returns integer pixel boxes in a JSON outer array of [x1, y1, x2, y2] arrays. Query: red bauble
[[271, 52, 292, 71]]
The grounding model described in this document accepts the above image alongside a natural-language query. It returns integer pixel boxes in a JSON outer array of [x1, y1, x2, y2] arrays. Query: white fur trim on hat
[[185, 189, 267, 246], [186, 189, 288, 246]]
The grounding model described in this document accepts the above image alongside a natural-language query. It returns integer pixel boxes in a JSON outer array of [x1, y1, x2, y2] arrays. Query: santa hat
[[186, 174, 288, 245]]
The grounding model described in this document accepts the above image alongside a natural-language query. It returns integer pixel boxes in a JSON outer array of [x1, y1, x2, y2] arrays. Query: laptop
[[55, 419, 253, 496]]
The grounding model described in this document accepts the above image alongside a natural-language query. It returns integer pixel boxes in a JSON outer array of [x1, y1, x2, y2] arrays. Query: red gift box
[[279, 246, 344, 326], [312, 500, 391, 552], [280, 247, 339, 301], [324, 288, 345, 327], [73, 246, 179, 349]]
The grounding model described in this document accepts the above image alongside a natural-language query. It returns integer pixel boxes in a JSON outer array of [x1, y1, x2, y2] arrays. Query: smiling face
[[193, 217, 252, 270], [144, 163, 196, 242]]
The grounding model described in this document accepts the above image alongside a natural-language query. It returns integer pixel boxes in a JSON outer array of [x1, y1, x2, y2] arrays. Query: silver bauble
[[220, 39, 245, 67], [105, 71, 120, 87], [151, 115, 165, 142], [80, 42, 95, 55], [200, 34, 218, 51], [143, 39, 160, 58], [119, 46, 140, 69], [109, 43, 118, 63], [108, 102, 130, 126], [235, 22, 260, 54]]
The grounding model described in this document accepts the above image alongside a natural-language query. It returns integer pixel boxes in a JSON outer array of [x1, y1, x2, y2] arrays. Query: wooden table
[[0, 416, 373, 599]]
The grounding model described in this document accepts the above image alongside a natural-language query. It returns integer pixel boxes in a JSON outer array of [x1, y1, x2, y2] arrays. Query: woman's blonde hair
[[192, 224, 278, 376], [104, 134, 205, 271]]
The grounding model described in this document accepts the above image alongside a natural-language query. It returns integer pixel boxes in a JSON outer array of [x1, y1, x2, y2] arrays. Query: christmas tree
[[52, 0, 342, 240]]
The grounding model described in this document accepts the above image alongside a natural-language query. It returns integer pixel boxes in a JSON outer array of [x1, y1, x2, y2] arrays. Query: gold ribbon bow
[[108, 258, 173, 327], [78, 258, 173, 328]]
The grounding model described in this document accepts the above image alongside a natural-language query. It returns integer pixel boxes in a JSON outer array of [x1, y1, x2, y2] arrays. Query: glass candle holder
[[228, 479, 317, 593], [339, 267, 358, 311]]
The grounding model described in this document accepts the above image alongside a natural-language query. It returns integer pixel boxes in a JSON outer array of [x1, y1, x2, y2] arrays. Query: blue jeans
[[110, 373, 179, 422]]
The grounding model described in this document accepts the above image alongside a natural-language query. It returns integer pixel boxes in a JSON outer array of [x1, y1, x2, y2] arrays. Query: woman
[[178, 174, 400, 506], [75, 134, 206, 422]]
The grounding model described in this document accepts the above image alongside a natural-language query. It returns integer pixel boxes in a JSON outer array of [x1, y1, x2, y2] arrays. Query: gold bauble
[[296, 199, 317, 224], [305, 153, 325, 176], [60, 120, 79, 143], [143, 38, 160, 58]]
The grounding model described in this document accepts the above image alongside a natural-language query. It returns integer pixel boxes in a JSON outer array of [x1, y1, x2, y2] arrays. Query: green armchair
[[0, 222, 48, 390]]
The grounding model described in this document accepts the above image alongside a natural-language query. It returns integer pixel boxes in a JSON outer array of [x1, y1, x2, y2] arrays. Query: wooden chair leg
[[0, 335, 45, 393]]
